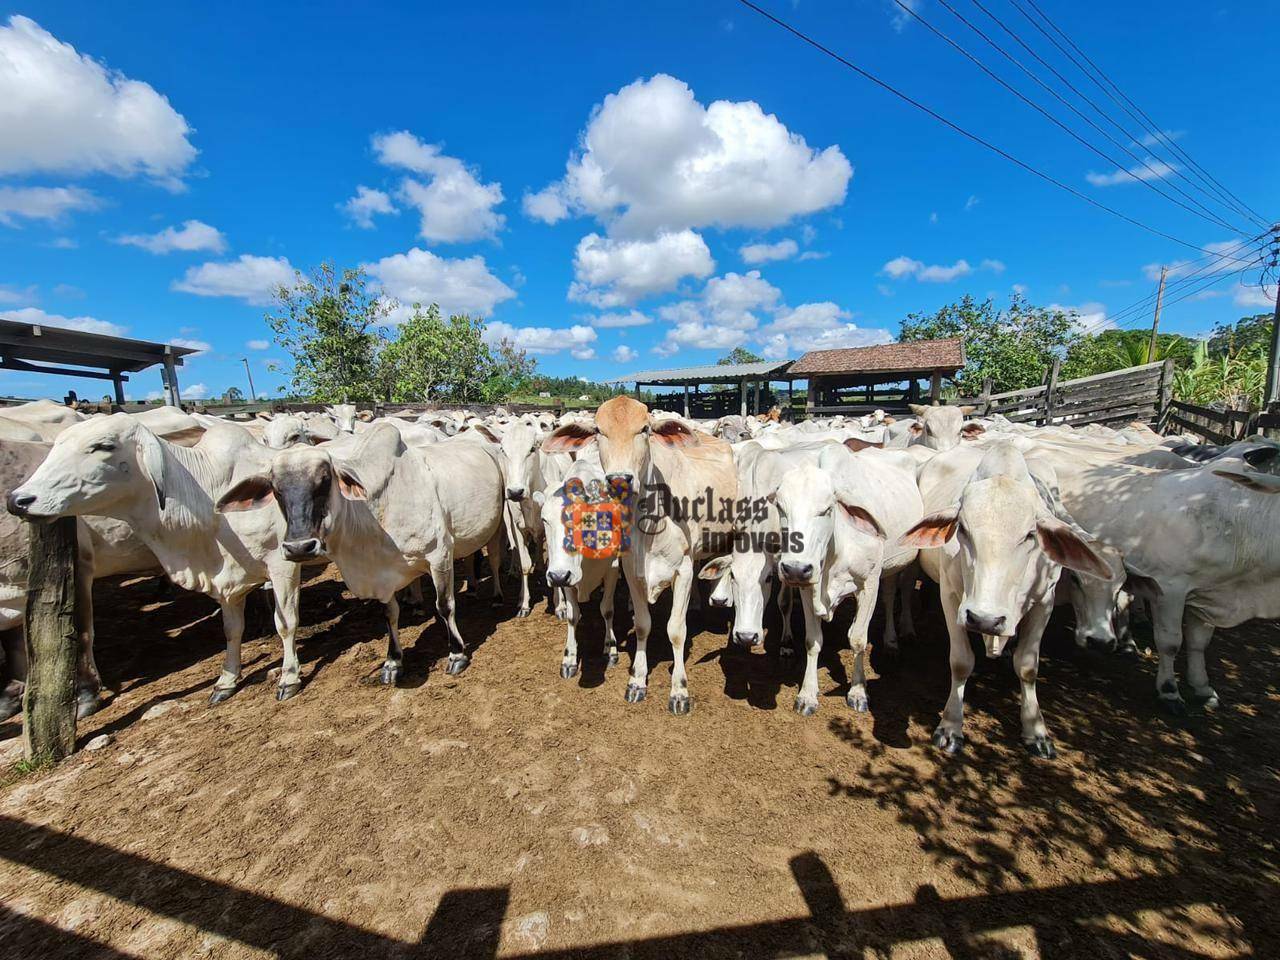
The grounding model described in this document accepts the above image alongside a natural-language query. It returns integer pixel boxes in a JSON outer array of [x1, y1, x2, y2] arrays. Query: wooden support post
[[738, 380, 747, 417], [980, 377, 994, 416], [112, 375, 125, 407], [929, 371, 942, 403], [634, 382, 642, 400], [806, 379, 816, 414], [1148, 266, 1168, 363], [1265, 275, 1280, 411], [1158, 357, 1176, 432], [683, 384, 690, 417], [163, 354, 182, 408], [21, 517, 80, 762], [1042, 359, 1061, 425]]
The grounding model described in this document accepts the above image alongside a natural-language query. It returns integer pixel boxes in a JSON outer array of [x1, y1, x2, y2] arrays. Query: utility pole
[[241, 358, 257, 401], [1147, 265, 1167, 363], [1265, 225, 1280, 411]]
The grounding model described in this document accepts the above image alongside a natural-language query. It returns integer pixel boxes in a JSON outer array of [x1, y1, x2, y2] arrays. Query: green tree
[[899, 293, 1077, 394], [1207, 313, 1273, 360], [718, 347, 764, 365], [223, 386, 245, 403], [1062, 329, 1194, 380], [481, 337, 537, 402], [379, 304, 485, 403], [266, 263, 390, 403]]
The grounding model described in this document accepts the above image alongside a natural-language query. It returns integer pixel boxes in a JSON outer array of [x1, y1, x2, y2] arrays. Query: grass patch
[[0, 750, 57, 790]]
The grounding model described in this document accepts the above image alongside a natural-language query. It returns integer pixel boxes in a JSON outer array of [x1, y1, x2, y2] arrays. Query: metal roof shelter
[[603, 359, 795, 417], [0, 319, 198, 406], [788, 338, 967, 415]]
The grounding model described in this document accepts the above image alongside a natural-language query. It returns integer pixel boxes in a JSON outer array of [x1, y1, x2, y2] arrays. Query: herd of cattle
[[0, 395, 1276, 760]]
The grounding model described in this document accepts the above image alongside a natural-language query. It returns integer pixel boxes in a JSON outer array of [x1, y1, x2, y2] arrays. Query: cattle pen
[[1, 373, 1278, 960]]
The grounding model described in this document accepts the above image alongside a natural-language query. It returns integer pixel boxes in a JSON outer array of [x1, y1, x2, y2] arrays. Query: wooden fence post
[[979, 378, 993, 415], [22, 517, 81, 762], [1042, 360, 1061, 425], [1158, 358, 1175, 433]]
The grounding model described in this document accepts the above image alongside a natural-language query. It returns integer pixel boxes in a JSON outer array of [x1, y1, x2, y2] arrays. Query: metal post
[[162, 354, 182, 408], [739, 379, 747, 417], [242, 358, 258, 400], [112, 375, 125, 407], [1265, 279, 1280, 410]]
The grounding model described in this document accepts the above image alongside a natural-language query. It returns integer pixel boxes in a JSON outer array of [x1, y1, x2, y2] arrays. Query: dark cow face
[[216, 448, 366, 561]]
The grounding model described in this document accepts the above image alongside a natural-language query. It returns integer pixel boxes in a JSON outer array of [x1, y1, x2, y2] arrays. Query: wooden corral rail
[[1165, 401, 1280, 444]]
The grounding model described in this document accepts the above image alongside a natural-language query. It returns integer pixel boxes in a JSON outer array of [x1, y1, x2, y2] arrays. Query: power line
[[732, 0, 1260, 259], [939, 0, 1253, 234], [1011, 0, 1271, 231]]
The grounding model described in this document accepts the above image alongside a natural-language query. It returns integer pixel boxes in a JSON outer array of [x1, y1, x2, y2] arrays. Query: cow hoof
[[1157, 694, 1187, 717], [793, 696, 818, 717], [207, 686, 235, 711], [0, 695, 20, 722], [779, 644, 796, 659], [931, 729, 965, 755], [1117, 638, 1139, 656], [668, 693, 691, 716], [276, 682, 301, 702], [75, 690, 103, 720], [624, 683, 647, 704], [515, 606, 530, 618], [1190, 688, 1220, 710], [1024, 736, 1057, 759], [845, 691, 869, 713], [380, 663, 400, 685], [446, 654, 470, 676], [605, 649, 619, 669], [555, 605, 569, 621], [560, 660, 580, 679]]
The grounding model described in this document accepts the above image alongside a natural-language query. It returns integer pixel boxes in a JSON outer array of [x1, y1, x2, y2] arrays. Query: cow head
[[325, 404, 358, 434], [698, 545, 776, 648], [1063, 540, 1127, 651], [772, 465, 885, 593], [216, 446, 367, 561], [542, 396, 698, 492], [907, 404, 982, 451], [499, 420, 542, 501], [899, 445, 1109, 656], [261, 414, 317, 449], [7, 414, 168, 520]]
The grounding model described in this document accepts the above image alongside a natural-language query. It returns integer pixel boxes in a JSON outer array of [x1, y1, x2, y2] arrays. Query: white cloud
[[169, 337, 211, 355], [484, 321, 596, 356], [964, 195, 980, 211], [881, 255, 1005, 283], [366, 248, 515, 319], [0, 305, 126, 337], [246, 339, 270, 350], [0, 185, 98, 226], [1234, 282, 1275, 309], [1146, 239, 1254, 282], [589, 310, 651, 328], [796, 250, 828, 262], [527, 74, 851, 236], [1052, 301, 1113, 333], [778, 324, 894, 354], [613, 344, 638, 363], [890, 0, 922, 32], [339, 186, 396, 229], [0, 16, 196, 183], [172, 254, 295, 306], [1087, 158, 1179, 188], [569, 230, 714, 307], [116, 220, 226, 255], [183, 383, 210, 400], [980, 258, 1006, 274], [740, 238, 798, 265], [759, 300, 892, 356], [46, 236, 77, 249], [371, 131, 504, 243], [0, 283, 36, 304]]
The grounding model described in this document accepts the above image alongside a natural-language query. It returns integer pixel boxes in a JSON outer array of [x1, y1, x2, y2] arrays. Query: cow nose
[[5, 492, 35, 516], [282, 538, 323, 561], [546, 569, 571, 587], [1086, 635, 1116, 653], [963, 609, 1007, 635], [709, 595, 730, 609], [780, 560, 814, 583], [506, 487, 525, 502], [733, 630, 760, 648]]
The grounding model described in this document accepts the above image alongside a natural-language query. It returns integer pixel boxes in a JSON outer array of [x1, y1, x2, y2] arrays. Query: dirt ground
[[0, 563, 1276, 959]]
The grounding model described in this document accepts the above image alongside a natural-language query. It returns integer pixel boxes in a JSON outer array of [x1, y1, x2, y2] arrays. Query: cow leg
[[623, 563, 651, 704], [461, 555, 478, 598], [896, 569, 917, 644], [74, 569, 104, 719], [846, 575, 880, 713], [487, 530, 506, 605], [878, 571, 899, 654], [560, 588, 581, 679], [933, 583, 973, 754], [778, 582, 796, 658], [1115, 591, 1136, 654], [601, 565, 620, 668], [209, 596, 246, 705], [271, 567, 303, 701], [431, 560, 470, 675], [794, 588, 824, 716], [1184, 613, 1218, 708], [665, 556, 695, 715], [1150, 590, 1189, 713], [0, 628, 25, 721], [1014, 602, 1055, 758], [381, 596, 403, 685]]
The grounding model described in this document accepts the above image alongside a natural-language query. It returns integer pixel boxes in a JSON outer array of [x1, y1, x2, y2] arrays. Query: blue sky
[[1, 1, 1275, 401]]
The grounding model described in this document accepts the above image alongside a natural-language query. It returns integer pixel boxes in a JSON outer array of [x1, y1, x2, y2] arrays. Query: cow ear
[[256, 410, 274, 421], [843, 437, 883, 453], [839, 502, 886, 539], [136, 427, 167, 511], [652, 419, 697, 447], [471, 424, 499, 444], [542, 422, 596, 454], [898, 507, 958, 547], [357, 410, 374, 422], [1212, 464, 1280, 493], [698, 555, 733, 580], [908, 403, 929, 417], [1123, 564, 1162, 598], [960, 422, 985, 439], [1035, 517, 1112, 580], [216, 476, 275, 513], [336, 466, 367, 500], [1242, 444, 1279, 468], [958, 405, 976, 416], [908, 422, 924, 437]]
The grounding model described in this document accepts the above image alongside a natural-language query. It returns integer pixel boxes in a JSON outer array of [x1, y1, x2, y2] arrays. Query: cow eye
[[819, 505, 833, 517], [88, 441, 116, 453], [1023, 531, 1037, 543]]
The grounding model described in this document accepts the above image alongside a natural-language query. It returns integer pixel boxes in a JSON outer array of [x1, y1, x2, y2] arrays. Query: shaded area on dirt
[[0, 567, 1276, 957]]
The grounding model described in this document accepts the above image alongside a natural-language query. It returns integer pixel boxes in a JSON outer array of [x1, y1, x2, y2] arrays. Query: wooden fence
[[953, 359, 1173, 428], [1164, 400, 1280, 444]]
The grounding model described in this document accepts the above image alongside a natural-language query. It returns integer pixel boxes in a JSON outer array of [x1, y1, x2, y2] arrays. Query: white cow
[[902, 442, 1110, 757], [497, 419, 552, 617], [7, 415, 305, 703], [537, 460, 622, 678], [217, 424, 506, 683]]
